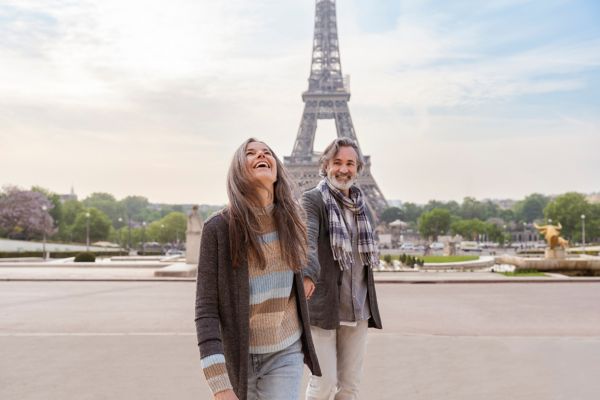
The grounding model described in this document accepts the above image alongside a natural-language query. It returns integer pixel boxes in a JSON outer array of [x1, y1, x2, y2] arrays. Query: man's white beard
[[328, 171, 356, 192]]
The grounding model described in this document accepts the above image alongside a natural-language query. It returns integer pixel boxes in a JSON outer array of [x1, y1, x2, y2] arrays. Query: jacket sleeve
[[301, 191, 322, 283], [194, 220, 233, 395]]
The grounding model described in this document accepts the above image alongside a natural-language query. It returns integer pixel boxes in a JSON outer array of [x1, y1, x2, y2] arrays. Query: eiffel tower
[[284, 0, 388, 217]]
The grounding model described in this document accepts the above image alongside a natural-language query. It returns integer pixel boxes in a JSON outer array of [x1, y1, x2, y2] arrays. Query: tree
[[62, 200, 84, 226], [380, 207, 404, 224], [514, 193, 549, 222], [418, 208, 451, 241], [0, 187, 54, 240], [459, 197, 499, 220], [118, 195, 163, 225], [401, 202, 423, 223], [146, 212, 187, 243], [83, 193, 124, 225], [486, 223, 508, 245], [32, 186, 63, 229], [451, 219, 487, 241], [589, 203, 600, 243], [544, 192, 592, 242], [120, 196, 150, 220], [423, 200, 460, 215], [71, 208, 112, 243]]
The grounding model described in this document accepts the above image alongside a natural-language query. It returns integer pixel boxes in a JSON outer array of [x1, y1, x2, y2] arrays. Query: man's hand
[[215, 389, 238, 400], [303, 277, 315, 300]]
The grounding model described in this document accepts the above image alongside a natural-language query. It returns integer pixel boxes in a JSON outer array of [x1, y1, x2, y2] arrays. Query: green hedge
[[0, 251, 126, 259], [569, 250, 600, 256], [74, 252, 96, 262]]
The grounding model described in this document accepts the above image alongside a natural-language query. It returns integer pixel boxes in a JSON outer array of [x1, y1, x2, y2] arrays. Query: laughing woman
[[195, 138, 321, 400]]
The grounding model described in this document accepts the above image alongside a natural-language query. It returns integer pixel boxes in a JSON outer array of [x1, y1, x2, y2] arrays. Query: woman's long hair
[[226, 138, 307, 271]]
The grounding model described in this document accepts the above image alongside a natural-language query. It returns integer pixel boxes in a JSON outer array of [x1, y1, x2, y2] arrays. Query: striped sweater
[[201, 206, 302, 395]]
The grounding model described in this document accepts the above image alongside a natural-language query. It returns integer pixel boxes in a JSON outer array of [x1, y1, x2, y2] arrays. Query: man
[[302, 137, 383, 400]]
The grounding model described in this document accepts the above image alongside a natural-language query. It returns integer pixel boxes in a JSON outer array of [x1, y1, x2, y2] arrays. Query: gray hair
[[318, 137, 364, 177]]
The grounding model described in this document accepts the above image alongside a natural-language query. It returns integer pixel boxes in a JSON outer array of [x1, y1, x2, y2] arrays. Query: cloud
[[0, 0, 598, 204]]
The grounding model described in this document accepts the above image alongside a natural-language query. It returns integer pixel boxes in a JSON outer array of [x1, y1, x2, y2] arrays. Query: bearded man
[[302, 137, 383, 400]]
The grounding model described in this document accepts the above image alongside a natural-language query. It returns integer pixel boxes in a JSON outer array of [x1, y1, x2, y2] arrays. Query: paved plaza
[[1, 281, 599, 400]]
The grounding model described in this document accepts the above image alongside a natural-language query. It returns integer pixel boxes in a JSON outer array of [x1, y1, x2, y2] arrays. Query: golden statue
[[534, 222, 569, 249]]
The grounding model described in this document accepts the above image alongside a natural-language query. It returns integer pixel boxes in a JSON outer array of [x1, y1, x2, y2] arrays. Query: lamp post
[[581, 214, 586, 252], [118, 217, 123, 253], [141, 221, 147, 255], [85, 212, 91, 252], [42, 205, 48, 260], [127, 215, 132, 252]]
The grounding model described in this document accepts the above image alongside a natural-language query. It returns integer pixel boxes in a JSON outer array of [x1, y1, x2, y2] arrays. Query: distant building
[[488, 198, 516, 210], [587, 193, 600, 204], [59, 186, 77, 203]]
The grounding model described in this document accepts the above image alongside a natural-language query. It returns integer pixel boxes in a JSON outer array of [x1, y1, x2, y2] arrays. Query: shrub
[[74, 252, 96, 262], [383, 254, 392, 264]]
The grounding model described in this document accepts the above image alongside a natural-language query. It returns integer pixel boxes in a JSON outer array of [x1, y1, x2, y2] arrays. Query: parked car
[[165, 249, 184, 256], [430, 242, 444, 250], [400, 242, 415, 251], [459, 241, 482, 252]]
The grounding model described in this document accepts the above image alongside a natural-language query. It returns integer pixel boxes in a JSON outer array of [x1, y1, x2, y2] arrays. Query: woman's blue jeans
[[247, 339, 304, 400]]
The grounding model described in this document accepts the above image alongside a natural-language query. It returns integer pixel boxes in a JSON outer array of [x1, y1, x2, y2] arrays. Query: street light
[[141, 221, 147, 255], [127, 215, 132, 252], [85, 212, 91, 252], [118, 217, 123, 253], [581, 214, 586, 252], [42, 205, 48, 260], [160, 224, 165, 245]]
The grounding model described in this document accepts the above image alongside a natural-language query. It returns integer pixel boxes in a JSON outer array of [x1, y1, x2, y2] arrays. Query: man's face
[[326, 146, 358, 192]]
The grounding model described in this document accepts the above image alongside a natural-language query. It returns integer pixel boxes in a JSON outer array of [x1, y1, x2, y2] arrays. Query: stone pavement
[[2, 265, 600, 283], [1, 281, 599, 399]]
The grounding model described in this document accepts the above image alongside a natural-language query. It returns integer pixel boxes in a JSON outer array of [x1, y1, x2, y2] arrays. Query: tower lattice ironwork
[[284, 0, 388, 217]]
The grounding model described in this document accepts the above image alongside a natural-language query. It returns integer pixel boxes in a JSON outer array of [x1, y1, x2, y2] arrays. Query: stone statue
[[185, 205, 204, 265], [534, 222, 569, 259]]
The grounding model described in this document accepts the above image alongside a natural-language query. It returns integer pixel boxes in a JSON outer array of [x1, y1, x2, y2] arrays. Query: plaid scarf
[[318, 178, 379, 271]]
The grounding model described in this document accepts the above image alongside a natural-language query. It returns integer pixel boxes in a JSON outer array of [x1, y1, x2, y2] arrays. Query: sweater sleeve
[[200, 354, 232, 394], [301, 191, 322, 283], [195, 218, 233, 395]]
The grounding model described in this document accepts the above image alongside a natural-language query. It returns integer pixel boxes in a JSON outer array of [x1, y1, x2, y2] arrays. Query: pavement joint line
[[3, 278, 600, 284], [0, 332, 196, 336], [2, 332, 599, 339], [372, 332, 600, 339]]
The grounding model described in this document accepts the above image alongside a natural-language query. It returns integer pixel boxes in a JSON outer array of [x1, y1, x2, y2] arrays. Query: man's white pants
[[305, 320, 368, 400]]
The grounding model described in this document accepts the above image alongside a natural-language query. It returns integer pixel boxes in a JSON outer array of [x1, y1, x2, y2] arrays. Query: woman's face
[[245, 141, 278, 188]]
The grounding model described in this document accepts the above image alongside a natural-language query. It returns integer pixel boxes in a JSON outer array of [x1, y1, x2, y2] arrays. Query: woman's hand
[[215, 389, 238, 400], [303, 277, 315, 299]]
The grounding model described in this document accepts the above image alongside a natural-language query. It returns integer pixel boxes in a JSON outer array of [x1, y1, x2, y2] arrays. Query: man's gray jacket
[[301, 187, 383, 330]]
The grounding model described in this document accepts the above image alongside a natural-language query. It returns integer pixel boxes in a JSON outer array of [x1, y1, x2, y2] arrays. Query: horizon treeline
[[0, 185, 598, 245]]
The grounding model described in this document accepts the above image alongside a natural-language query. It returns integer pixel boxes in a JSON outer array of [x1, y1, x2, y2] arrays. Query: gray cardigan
[[301, 188, 383, 330], [194, 211, 321, 400]]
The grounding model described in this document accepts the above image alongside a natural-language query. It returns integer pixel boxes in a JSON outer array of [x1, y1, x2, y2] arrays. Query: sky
[[1, 0, 599, 205]]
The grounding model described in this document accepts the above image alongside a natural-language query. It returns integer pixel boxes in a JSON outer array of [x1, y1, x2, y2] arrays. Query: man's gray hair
[[318, 137, 364, 177]]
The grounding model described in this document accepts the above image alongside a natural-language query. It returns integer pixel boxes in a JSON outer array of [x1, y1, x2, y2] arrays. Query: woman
[[195, 138, 321, 400]]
